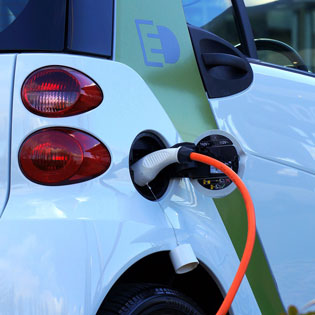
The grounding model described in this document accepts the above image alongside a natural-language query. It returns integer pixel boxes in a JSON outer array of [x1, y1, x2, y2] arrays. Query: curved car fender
[[0, 53, 259, 314]]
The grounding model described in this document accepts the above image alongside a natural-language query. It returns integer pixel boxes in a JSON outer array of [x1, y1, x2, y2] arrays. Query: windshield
[[0, 0, 66, 51]]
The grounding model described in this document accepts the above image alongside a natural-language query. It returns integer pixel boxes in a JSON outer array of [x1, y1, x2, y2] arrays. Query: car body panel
[[211, 63, 315, 175], [0, 54, 16, 216], [244, 152, 315, 309], [210, 62, 315, 309], [115, 0, 283, 313], [115, 0, 217, 142], [2, 0, 313, 313], [0, 52, 260, 314]]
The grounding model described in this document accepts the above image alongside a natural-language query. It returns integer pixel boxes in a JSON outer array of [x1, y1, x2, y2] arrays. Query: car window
[[67, 0, 113, 57], [182, 0, 241, 47], [0, 0, 66, 51], [244, 0, 315, 73], [0, 0, 29, 32]]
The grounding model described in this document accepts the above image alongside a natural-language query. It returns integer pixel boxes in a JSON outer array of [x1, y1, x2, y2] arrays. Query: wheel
[[98, 283, 205, 315]]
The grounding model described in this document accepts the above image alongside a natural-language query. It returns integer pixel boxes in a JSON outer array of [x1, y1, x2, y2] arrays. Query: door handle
[[202, 53, 248, 73]]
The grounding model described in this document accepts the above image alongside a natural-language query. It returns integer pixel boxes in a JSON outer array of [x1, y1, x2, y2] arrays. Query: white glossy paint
[[211, 64, 315, 175], [0, 53, 260, 314], [210, 63, 315, 310], [0, 54, 16, 214], [244, 153, 315, 309]]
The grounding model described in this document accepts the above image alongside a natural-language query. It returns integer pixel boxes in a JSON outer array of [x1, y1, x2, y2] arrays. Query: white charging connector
[[131, 147, 181, 186]]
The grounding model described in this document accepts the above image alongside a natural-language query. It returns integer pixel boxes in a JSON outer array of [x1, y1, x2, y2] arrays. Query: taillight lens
[[21, 66, 103, 117], [19, 128, 111, 185]]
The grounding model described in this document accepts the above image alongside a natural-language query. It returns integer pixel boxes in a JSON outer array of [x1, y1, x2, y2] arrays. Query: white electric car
[[0, 0, 314, 314]]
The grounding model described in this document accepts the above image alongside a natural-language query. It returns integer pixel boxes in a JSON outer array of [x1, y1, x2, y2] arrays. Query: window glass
[[67, 0, 113, 57], [244, 0, 315, 73], [0, 0, 29, 32], [182, 0, 241, 46], [0, 0, 66, 51]]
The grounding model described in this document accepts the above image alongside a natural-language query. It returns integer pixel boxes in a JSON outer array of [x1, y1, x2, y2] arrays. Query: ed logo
[[135, 19, 180, 68]]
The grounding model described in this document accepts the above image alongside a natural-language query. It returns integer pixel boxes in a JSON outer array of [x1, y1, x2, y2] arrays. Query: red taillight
[[19, 128, 111, 185], [21, 66, 103, 117]]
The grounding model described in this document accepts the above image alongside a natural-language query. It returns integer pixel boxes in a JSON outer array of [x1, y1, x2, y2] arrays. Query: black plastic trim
[[202, 53, 248, 72], [64, 0, 70, 51], [232, 0, 257, 58], [188, 25, 253, 98]]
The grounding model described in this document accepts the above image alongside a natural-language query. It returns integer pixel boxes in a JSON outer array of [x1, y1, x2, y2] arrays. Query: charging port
[[129, 132, 170, 201], [195, 134, 239, 191]]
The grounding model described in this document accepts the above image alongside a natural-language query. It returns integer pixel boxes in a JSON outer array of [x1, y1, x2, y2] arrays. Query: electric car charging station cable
[[189, 152, 256, 315], [131, 147, 256, 315]]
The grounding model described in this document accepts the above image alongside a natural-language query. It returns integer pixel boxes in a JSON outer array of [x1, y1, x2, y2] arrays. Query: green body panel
[[115, 0, 284, 313], [115, 0, 216, 141], [215, 190, 284, 314]]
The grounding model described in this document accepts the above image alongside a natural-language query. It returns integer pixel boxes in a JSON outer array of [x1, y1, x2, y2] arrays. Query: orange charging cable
[[190, 152, 256, 315]]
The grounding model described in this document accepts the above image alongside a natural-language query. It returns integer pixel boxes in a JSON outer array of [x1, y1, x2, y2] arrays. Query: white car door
[[184, 0, 315, 311]]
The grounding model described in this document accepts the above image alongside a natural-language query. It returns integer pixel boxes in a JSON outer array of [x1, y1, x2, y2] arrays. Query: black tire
[[98, 283, 205, 315]]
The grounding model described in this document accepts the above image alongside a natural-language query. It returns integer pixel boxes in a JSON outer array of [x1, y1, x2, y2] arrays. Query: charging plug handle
[[131, 142, 227, 187], [130, 145, 198, 187], [131, 147, 178, 186]]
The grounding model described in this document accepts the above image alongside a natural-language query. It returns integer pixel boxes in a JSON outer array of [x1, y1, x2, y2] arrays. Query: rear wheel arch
[[97, 251, 225, 314]]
